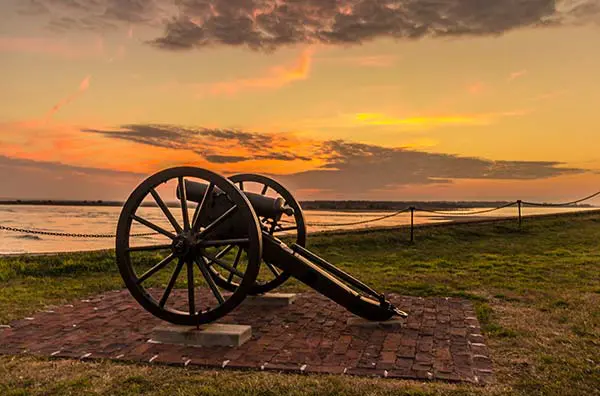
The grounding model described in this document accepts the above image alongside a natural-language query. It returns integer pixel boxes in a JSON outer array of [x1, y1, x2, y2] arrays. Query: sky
[[1, 0, 600, 203]]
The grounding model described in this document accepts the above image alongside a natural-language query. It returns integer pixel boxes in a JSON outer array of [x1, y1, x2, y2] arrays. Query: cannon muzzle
[[178, 179, 293, 220]]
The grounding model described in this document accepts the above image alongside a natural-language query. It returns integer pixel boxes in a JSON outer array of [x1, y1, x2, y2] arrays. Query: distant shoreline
[[0, 199, 594, 210]]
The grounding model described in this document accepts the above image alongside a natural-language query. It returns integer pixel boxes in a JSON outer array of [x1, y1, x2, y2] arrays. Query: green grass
[[1, 211, 600, 395]]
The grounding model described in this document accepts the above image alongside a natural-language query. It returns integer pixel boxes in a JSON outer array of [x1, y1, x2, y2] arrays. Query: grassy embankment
[[0, 211, 599, 395]]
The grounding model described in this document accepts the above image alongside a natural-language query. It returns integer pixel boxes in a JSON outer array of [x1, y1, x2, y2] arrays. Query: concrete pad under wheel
[[150, 323, 251, 347], [244, 293, 296, 307], [346, 317, 406, 328], [224, 293, 297, 307]]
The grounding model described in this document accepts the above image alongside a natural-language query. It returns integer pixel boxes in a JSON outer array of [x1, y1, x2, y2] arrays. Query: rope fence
[[1, 190, 598, 243]]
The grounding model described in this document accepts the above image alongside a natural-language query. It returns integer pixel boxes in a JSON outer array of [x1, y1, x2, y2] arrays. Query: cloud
[[83, 124, 315, 164], [202, 154, 250, 163], [468, 81, 487, 95], [150, 0, 600, 51], [204, 48, 313, 96], [85, 123, 587, 196], [508, 69, 528, 81], [46, 75, 92, 119], [275, 140, 586, 194], [297, 110, 530, 131], [14, 1, 600, 51], [0, 154, 144, 200], [15, 0, 168, 31]]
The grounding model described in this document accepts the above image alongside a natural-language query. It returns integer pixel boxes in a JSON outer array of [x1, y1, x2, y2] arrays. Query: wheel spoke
[[227, 247, 244, 284], [187, 259, 195, 315], [136, 253, 175, 284], [131, 214, 177, 239], [159, 258, 185, 308], [265, 261, 281, 277], [191, 183, 214, 233], [216, 244, 235, 259], [261, 184, 268, 195], [150, 188, 182, 234], [196, 258, 225, 304], [197, 205, 238, 239], [178, 177, 191, 231], [127, 243, 172, 252], [198, 238, 249, 248], [201, 249, 245, 278]]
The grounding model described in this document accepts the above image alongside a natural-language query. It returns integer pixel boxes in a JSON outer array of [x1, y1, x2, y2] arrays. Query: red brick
[[0, 290, 491, 384]]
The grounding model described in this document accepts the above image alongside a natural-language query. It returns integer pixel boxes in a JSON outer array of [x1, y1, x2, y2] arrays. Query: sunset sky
[[1, 0, 599, 203]]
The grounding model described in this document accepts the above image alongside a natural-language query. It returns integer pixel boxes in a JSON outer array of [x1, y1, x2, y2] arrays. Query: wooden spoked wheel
[[207, 173, 307, 295], [115, 167, 262, 325]]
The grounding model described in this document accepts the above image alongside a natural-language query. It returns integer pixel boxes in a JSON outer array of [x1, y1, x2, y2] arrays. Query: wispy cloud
[[295, 109, 530, 131], [83, 124, 317, 165], [205, 48, 314, 96], [45, 75, 92, 119], [508, 69, 528, 81], [467, 81, 487, 95], [353, 113, 491, 127]]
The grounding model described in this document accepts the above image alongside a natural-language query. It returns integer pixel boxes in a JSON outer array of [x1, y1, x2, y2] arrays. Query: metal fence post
[[517, 200, 522, 228], [410, 206, 415, 243]]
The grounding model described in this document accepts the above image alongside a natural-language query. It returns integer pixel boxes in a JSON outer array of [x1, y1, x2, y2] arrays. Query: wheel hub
[[171, 232, 195, 257]]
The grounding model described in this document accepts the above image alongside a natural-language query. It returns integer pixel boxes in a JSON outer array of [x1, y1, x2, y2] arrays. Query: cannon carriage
[[116, 167, 407, 326]]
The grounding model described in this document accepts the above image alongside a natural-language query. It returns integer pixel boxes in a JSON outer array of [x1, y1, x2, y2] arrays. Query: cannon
[[116, 167, 407, 326]]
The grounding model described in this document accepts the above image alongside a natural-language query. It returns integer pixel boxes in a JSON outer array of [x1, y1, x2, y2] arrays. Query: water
[[0, 204, 596, 254]]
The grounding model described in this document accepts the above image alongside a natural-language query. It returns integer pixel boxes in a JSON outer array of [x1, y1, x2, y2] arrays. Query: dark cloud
[[150, 0, 597, 51], [256, 153, 313, 162], [83, 124, 311, 164], [13, 1, 599, 48], [84, 124, 205, 150], [85, 124, 587, 195], [201, 154, 250, 163], [15, 0, 166, 31], [275, 140, 585, 194], [0, 155, 144, 200]]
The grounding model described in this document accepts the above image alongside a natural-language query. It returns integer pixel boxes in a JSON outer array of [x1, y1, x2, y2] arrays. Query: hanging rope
[[415, 201, 518, 216], [302, 207, 412, 227], [522, 190, 600, 207]]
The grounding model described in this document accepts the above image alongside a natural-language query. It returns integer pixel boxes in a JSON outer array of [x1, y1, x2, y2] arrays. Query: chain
[[0, 225, 156, 238]]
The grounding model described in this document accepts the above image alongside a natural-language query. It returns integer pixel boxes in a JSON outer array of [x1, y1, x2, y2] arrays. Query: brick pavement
[[0, 290, 493, 384]]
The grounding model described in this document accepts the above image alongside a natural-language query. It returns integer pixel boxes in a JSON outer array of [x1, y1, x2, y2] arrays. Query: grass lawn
[[1, 211, 599, 395]]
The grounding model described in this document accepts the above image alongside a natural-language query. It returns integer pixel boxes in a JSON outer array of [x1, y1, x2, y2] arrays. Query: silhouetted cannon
[[116, 167, 407, 325]]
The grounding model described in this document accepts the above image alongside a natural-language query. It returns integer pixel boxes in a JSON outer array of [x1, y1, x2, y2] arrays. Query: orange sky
[[1, 0, 599, 203]]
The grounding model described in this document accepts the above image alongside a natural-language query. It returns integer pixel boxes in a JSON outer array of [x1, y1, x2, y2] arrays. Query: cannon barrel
[[179, 179, 293, 220]]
